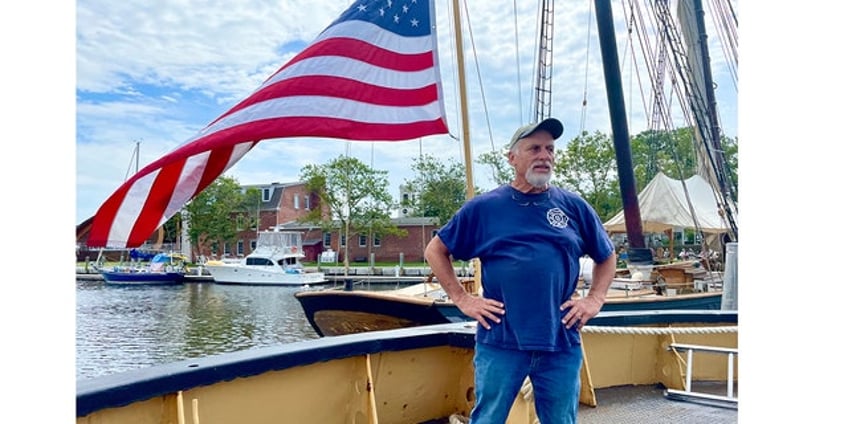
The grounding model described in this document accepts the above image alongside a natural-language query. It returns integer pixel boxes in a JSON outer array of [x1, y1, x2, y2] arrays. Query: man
[[425, 118, 616, 423]]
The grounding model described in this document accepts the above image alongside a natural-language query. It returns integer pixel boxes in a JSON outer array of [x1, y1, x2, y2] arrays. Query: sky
[[73, 0, 741, 225], [6, 0, 847, 422]]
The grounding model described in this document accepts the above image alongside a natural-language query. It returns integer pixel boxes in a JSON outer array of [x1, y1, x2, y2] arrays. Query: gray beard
[[525, 169, 552, 188]]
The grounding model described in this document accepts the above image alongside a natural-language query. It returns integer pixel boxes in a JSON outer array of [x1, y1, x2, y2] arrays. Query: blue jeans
[[470, 342, 583, 424]]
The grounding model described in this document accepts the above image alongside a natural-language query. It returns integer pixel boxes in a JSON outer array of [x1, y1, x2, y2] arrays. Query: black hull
[[299, 289, 724, 337], [295, 290, 448, 337]]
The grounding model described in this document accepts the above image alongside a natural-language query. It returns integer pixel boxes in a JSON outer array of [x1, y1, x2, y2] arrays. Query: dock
[[75, 269, 438, 285]]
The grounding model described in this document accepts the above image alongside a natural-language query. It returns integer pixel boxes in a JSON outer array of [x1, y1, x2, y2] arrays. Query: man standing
[[425, 118, 616, 423]]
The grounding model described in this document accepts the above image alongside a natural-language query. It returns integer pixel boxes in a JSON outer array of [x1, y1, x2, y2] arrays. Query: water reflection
[[76, 280, 320, 380]]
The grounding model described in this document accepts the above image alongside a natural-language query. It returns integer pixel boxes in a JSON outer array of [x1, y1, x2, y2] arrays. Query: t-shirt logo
[[547, 207, 569, 228]]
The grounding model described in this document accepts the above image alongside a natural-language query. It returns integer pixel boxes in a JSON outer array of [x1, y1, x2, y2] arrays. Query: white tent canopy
[[603, 172, 729, 234]]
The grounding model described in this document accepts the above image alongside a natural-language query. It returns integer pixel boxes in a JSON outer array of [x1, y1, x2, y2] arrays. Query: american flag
[[86, 0, 449, 248]]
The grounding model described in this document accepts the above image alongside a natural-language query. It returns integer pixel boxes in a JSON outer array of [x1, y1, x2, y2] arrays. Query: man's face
[[508, 130, 556, 189]]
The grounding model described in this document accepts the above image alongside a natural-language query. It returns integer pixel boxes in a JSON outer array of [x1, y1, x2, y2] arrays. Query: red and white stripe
[[86, 1, 448, 248]]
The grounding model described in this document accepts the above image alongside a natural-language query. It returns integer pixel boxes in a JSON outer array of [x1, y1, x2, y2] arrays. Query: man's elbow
[[424, 236, 443, 263]]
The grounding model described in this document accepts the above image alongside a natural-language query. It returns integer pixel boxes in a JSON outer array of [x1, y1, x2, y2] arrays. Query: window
[[373, 234, 381, 247], [358, 235, 367, 247], [262, 188, 272, 202], [323, 232, 331, 248], [294, 195, 300, 209], [250, 240, 257, 251], [246, 257, 273, 266], [237, 240, 244, 256], [223, 242, 231, 255], [304, 195, 310, 210], [340, 235, 346, 247]]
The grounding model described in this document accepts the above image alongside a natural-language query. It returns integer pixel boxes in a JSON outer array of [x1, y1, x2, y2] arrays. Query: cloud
[[76, 0, 738, 224]]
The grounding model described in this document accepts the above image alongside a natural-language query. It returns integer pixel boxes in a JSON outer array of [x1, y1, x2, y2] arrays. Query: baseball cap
[[508, 117, 564, 150]]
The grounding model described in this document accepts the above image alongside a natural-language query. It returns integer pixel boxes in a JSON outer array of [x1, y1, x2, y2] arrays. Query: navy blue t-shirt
[[438, 185, 614, 351]]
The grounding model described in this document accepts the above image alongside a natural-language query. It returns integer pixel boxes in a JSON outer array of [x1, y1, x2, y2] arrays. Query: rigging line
[[654, 0, 738, 236], [579, 0, 595, 133], [656, 3, 715, 159], [620, 0, 654, 137], [443, 0, 462, 143], [531, 0, 540, 124], [616, 0, 636, 135], [707, 0, 738, 91], [636, 0, 680, 137], [125, 139, 141, 181], [713, 0, 738, 43], [513, 0, 524, 123], [627, 0, 661, 132], [461, 0, 497, 153], [635, 0, 687, 136], [621, 0, 667, 137], [711, 0, 738, 65], [625, 0, 713, 238]]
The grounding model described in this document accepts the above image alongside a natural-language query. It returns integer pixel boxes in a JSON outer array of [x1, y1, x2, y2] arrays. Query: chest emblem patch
[[547, 207, 569, 228]]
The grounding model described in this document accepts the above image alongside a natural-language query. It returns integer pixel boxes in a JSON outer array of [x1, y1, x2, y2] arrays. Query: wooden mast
[[451, 0, 474, 202], [449, 0, 482, 292]]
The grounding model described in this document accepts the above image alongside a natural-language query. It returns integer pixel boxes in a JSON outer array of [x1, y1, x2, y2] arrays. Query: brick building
[[209, 182, 441, 263], [273, 216, 440, 264]]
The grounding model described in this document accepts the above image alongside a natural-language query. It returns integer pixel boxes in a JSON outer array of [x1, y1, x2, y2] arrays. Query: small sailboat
[[99, 252, 187, 286]]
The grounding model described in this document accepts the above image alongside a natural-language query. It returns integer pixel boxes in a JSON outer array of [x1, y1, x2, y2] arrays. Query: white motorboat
[[205, 230, 326, 286]]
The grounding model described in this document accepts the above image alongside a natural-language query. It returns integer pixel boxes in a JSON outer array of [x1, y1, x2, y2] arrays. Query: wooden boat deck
[[578, 383, 737, 423], [423, 383, 738, 423]]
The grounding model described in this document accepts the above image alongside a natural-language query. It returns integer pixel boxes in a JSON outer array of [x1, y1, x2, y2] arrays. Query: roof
[[603, 172, 730, 234]]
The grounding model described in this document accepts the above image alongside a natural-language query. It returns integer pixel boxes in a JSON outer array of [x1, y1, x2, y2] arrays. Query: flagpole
[[451, 0, 473, 201], [450, 0, 481, 292]]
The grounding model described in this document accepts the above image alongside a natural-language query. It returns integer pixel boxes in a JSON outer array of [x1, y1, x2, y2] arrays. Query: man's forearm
[[586, 253, 617, 305]]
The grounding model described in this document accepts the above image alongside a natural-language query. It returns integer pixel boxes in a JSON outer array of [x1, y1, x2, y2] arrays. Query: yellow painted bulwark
[[76, 394, 180, 424], [77, 322, 736, 424], [581, 324, 738, 393], [178, 356, 374, 424], [370, 346, 474, 423]]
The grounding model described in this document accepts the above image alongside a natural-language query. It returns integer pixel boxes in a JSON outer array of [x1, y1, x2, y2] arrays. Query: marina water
[[76, 279, 328, 380]]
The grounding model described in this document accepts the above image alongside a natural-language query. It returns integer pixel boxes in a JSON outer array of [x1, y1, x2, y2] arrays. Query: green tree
[[476, 149, 512, 187], [185, 176, 252, 258], [300, 155, 401, 273], [630, 127, 698, 188], [243, 187, 262, 231], [720, 135, 738, 202], [553, 130, 622, 220], [401, 153, 470, 225], [630, 127, 738, 201], [161, 213, 181, 245]]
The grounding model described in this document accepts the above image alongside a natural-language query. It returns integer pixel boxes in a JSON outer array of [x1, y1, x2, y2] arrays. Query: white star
[[387, 0, 393, 8], [402, 5, 409, 13], [393, 14, 400, 23], [411, 18, 419, 27], [357, 4, 367, 12], [379, 8, 385, 16]]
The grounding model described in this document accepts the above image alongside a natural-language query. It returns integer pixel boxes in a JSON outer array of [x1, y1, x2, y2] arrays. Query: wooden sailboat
[[295, 271, 724, 336], [77, 1, 738, 422], [294, 0, 734, 337]]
